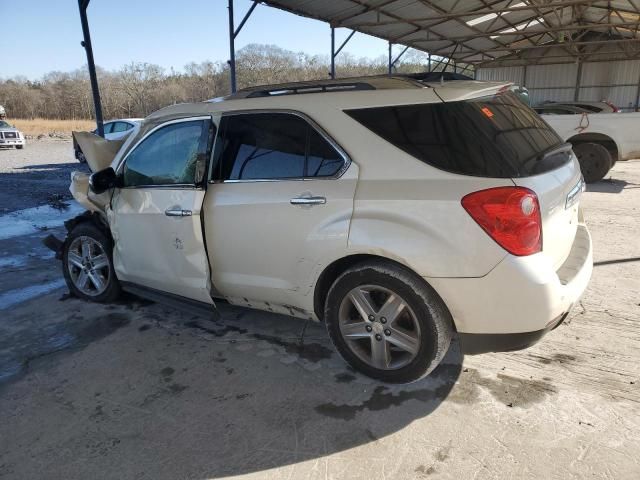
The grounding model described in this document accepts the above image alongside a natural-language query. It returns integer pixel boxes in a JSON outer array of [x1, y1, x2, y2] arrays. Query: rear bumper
[[0, 138, 25, 147], [458, 311, 569, 354], [427, 223, 592, 344]]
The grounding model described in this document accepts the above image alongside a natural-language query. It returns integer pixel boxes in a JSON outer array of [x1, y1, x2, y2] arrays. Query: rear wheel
[[324, 260, 453, 383], [62, 223, 120, 302], [574, 142, 612, 183]]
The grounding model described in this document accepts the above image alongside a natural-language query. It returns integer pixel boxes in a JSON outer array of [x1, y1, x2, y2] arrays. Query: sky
[[0, 0, 395, 80]]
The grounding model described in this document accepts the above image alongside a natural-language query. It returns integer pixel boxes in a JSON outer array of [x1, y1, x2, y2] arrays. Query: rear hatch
[[444, 90, 582, 269], [346, 87, 581, 268]]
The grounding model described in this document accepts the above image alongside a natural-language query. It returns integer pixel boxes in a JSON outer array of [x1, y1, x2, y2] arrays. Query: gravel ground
[[0, 143, 638, 480], [0, 140, 88, 214]]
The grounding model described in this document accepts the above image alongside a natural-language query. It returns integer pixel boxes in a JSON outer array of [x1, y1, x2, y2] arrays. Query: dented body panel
[[65, 77, 591, 339], [109, 188, 213, 304]]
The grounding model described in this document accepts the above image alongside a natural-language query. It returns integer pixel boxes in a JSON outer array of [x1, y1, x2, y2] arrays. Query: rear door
[[109, 116, 217, 304], [203, 111, 358, 310]]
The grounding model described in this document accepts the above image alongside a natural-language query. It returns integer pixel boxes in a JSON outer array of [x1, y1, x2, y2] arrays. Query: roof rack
[[242, 82, 376, 98], [227, 73, 437, 100]]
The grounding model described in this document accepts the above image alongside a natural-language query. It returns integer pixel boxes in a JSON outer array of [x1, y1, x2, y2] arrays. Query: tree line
[[0, 44, 460, 120]]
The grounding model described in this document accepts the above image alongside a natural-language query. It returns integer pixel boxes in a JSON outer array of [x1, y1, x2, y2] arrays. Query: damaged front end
[[69, 131, 126, 212], [43, 131, 126, 258]]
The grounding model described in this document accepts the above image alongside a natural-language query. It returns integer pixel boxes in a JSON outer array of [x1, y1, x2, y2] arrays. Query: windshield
[[0, 121, 12, 128], [345, 91, 566, 178]]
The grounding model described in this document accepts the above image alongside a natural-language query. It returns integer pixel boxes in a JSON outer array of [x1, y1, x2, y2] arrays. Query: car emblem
[[565, 177, 584, 210]]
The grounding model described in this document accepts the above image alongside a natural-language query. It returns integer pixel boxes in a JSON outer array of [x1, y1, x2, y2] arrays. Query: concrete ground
[[0, 140, 638, 480]]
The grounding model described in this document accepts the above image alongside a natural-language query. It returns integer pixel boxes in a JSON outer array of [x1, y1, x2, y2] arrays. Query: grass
[[9, 118, 96, 137]]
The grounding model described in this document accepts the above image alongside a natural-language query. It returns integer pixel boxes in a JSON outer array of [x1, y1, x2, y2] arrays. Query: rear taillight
[[462, 187, 542, 256]]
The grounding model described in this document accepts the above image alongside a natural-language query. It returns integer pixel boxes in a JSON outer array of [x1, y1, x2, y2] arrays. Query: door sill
[[121, 281, 219, 320]]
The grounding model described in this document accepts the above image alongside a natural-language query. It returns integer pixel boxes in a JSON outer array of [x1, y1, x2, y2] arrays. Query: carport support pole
[[78, 0, 104, 138], [227, 0, 258, 93], [228, 0, 237, 93], [635, 70, 640, 111], [330, 27, 336, 79], [574, 59, 583, 102], [388, 42, 392, 74], [330, 28, 355, 79]]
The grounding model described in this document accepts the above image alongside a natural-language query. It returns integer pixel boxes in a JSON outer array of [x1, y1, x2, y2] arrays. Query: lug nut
[[375, 334, 382, 341], [366, 325, 372, 332], [368, 314, 375, 321], [380, 317, 387, 324], [384, 329, 391, 336]]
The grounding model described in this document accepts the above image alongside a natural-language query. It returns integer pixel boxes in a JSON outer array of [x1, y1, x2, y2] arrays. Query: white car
[[541, 110, 640, 182], [51, 77, 593, 383], [74, 118, 142, 162], [0, 120, 26, 149]]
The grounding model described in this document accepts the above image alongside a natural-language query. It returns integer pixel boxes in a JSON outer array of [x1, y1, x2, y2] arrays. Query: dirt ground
[[0, 139, 638, 480]]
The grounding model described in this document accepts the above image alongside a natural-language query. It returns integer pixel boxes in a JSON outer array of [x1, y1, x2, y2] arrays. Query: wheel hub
[[338, 285, 421, 370], [67, 236, 110, 297]]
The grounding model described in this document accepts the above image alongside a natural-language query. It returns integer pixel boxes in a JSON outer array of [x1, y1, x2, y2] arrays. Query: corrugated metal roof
[[262, 0, 640, 66]]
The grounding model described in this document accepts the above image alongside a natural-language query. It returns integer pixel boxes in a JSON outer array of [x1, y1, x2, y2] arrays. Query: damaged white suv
[[51, 75, 593, 383]]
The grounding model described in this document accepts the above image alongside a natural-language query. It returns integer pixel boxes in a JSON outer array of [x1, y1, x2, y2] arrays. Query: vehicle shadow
[[0, 161, 87, 213], [587, 178, 627, 193], [15, 162, 85, 171], [1, 296, 464, 479]]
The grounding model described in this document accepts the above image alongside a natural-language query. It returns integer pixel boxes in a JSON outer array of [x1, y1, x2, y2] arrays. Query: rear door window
[[112, 122, 132, 133], [345, 92, 565, 178], [217, 112, 344, 181]]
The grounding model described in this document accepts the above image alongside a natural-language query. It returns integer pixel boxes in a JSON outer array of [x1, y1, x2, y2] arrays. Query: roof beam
[[334, 0, 601, 26]]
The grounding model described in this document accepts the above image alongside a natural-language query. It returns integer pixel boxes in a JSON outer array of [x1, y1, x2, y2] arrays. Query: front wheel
[[62, 222, 121, 302], [16, 145, 24, 150], [324, 261, 453, 383]]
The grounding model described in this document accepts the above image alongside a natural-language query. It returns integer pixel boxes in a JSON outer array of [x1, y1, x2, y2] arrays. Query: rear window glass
[[345, 92, 566, 178]]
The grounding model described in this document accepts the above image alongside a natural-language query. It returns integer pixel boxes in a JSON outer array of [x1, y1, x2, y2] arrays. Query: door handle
[[290, 196, 326, 206], [165, 208, 192, 217]]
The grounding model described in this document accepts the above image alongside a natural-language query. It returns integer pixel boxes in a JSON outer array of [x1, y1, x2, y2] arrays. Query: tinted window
[[307, 128, 344, 177], [123, 120, 209, 187], [112, 121, 133, 133], [346, 92, 565, 178], [218, 113, 344, 180]]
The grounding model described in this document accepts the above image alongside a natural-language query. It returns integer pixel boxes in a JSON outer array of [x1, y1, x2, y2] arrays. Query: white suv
[[54, 76, 593, 383]]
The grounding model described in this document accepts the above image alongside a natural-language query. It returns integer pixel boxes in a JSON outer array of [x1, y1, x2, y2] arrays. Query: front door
[[203, 111, 358, 312], [109, 116, 216, 304]]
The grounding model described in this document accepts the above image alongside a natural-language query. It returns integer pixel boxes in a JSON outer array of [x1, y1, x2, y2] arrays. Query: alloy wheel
[[67, 236, 111, 297], [338, 285, 421, 370]]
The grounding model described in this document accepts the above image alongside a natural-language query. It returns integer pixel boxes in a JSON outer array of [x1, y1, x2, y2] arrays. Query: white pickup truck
[[542, 111, 640, 182]]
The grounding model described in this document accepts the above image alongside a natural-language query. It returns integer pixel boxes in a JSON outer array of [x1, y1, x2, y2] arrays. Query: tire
[[62, 222, 121, 302], [76, 149, 86, 163], [16, 145, 24, 150], [324, 260, 453, 384], [573, 142, 612, 183]]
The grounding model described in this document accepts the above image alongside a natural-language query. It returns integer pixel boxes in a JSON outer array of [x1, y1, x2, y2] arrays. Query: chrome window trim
[[116, 115, 212, 189], [207, 109, 352, 184]]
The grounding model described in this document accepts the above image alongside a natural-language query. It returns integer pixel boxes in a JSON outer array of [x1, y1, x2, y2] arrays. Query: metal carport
[[78, 0, 640, 134]]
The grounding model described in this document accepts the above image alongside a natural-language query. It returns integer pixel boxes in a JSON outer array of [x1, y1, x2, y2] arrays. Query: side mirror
[[89, 167, 119, 194]]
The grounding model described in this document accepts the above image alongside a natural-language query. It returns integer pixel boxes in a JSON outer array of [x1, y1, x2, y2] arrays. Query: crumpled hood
[[70, 131, 128, 213], [72, 131, 126, 173]]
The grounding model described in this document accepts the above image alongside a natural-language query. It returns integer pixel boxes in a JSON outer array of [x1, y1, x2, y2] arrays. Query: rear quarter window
[[345, 92, 566, 178]]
